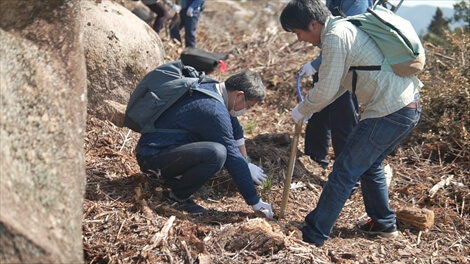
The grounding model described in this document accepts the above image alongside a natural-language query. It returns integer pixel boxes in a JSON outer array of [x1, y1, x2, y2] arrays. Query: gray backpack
[[124, 60, 223, 134]]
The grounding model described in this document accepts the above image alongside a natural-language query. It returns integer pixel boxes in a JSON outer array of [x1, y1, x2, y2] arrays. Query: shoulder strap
[[349, 66, 381, 93], [348, 66, 381, 111], [191, 77, 224, 104], [155, 82, 224, 135], [192, 87, 224, 104]]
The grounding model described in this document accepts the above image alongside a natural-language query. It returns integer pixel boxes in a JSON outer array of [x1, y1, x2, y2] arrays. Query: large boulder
[[0, 0, 86, 263], [81, 0, 165, 120]]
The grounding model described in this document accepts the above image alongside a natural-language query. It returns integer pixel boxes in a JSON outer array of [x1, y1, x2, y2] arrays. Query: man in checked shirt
[[280, 0, 423, 247]]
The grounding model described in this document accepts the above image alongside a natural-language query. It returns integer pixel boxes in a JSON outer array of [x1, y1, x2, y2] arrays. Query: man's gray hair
[[225, 71, 266, 101]]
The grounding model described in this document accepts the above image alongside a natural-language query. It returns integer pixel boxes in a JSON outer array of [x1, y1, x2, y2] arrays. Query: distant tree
[[452, 0, 469, 33], [428, 7, 450, 36], [424, 7, 451, 45]]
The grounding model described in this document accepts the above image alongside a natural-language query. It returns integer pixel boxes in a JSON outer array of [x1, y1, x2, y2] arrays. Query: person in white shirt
[[280, 0, 423, 247]]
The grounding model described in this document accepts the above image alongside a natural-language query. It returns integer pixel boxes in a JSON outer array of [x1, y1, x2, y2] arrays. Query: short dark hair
[[280, 0, 331, 32], [225, 71, 266, 101]]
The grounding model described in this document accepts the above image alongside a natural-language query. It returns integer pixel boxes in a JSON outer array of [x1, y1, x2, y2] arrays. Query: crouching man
[[136, 69, 273, 218]]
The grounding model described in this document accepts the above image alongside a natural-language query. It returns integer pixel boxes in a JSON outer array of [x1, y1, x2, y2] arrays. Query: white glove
[[172, 4, 181, 13], [248, 163, 267, 185], [298, 62, 317, 78], [252, 199, 273, 219], [292, 104, 312, 124], [186, 7, 194, 17]]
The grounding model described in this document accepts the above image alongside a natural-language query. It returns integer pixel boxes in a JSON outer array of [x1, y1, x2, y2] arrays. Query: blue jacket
[[136, 83, 259, 205]]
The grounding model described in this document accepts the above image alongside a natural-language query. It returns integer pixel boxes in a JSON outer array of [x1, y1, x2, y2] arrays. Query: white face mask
[[230, 108, 247, 117], [229, 94, 247, 117]]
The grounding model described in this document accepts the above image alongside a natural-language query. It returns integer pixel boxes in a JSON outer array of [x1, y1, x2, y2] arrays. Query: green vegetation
[[424, 0, 469, 45], [244, 121, 257, 134], [452, 0, 470, 33], [424, 7, 450, 45], [258, 174, 273, 201]]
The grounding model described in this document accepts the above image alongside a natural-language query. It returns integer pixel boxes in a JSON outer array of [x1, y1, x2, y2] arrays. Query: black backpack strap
[[348, 66, 381, 110], [333, 6, 347, 18], [349, 66, 381, 93], [329, 0, 346, 17]]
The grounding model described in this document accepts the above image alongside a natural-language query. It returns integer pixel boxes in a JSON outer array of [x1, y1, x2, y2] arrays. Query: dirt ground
[[83, 1, 469, 263]]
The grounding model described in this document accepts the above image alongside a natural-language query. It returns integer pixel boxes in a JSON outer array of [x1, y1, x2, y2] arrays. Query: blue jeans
[[136, 142, 226, 199], [170, 8, 201, 47], [301, 106, 421, 246], [304, 91, 358, 167]]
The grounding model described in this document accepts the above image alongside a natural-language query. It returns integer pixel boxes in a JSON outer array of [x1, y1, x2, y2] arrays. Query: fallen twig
[[429, 175, 454, 198], [143, 215, 176, 252]]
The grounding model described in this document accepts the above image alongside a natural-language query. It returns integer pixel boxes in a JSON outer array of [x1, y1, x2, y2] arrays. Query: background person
[[140, 0, 181, 34], [170, 0, 205, 47]]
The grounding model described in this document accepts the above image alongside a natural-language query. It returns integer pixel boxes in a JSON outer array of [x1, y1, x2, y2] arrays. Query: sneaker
[[357, 219, 398, 238], [168, 191, 206, 215], [178, 199, 207, 215], [310, 156, 329, 169]]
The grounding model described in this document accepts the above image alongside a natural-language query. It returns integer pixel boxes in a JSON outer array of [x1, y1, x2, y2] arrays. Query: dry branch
[[429, 175, 454, 198], [143, 215, 176, 252]]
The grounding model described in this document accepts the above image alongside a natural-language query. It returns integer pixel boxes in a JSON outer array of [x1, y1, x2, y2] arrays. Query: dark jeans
[[302, 106, 421, 246], [137, 142, 226, 199], [304, 91, 358, 167], [170, 7, 201, 47], [146, 2, 171, 34]]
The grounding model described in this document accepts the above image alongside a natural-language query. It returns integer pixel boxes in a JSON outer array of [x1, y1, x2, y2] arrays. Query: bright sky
[[389, 0, 463, 8]]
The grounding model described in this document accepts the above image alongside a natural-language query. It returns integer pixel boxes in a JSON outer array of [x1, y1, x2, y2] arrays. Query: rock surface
[[0, 0, 86, 262], [81, 0, 165, 120]]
